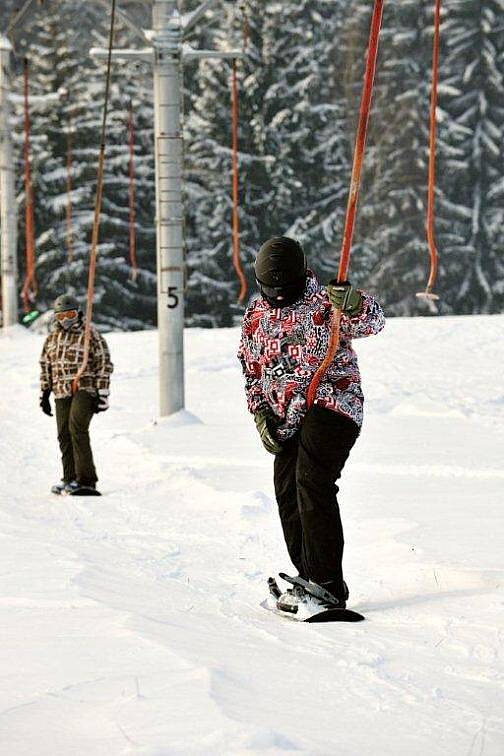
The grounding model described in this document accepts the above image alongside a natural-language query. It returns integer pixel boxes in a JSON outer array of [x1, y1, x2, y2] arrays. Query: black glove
[[94, 389, 110, 413], [40, 389, 53, 416], [326, 280, 363, 316], [254, 409, 283, 455]]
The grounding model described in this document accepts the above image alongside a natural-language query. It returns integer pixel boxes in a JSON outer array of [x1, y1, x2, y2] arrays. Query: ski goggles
[[55, 309, 78, 320]]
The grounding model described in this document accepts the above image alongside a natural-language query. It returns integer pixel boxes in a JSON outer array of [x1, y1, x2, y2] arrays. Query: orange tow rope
[[66, 124, 74, 263], [127, 100, 138, 282], [306, 0, 385, 409], [21, 57, 37, 313], [417, 0, 441, 302], [231, 58, 247, 304], [72, 0, 116, 394]]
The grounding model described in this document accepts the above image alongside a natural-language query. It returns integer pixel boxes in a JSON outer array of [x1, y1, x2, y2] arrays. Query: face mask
[[259, 278, 306, 308]]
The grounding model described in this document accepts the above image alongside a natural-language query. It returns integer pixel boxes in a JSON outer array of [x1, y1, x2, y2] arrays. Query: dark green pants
[[55, 391, 97, 486]]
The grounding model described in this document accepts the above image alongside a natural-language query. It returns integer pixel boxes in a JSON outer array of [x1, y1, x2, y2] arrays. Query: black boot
[[319, 580, 349, 608]]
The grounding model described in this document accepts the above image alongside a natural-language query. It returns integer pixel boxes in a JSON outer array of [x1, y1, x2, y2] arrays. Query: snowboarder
[[39, 294, 113, 496], [237, 237, 385, 616]]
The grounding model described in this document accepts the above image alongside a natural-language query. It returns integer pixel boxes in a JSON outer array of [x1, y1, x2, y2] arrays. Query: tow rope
[[230, 4, 249, 304], [231, 57, 247, 304], [66, 122, 74, 263], [72, 0, 116, 393], [417, 0, 441, 303], [21, 56, 37, 314], [127, 99, 138, 282], [307, 0, 385, 408]]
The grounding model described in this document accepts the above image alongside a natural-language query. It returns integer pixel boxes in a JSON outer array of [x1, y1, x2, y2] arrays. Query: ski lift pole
[[417, 0, 441, 303], [91, 0, 244, 416], [307, 0, 385, 409], [0, 36, 18, 328]]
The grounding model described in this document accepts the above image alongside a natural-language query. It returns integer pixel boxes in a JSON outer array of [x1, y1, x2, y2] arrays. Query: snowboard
[[266, 575, 365, 623], [51, 485, 102, 497], [68, 486, 102, 497]]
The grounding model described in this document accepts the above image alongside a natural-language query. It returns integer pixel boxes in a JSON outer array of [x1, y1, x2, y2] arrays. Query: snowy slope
[[0, 315, 503, 756]]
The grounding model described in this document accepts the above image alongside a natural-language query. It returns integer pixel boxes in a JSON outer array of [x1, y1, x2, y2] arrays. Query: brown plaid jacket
[[40, 319, 113, 399]]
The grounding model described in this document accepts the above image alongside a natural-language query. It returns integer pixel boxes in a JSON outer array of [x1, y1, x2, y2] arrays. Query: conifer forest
[[2, 0, 503, 329]]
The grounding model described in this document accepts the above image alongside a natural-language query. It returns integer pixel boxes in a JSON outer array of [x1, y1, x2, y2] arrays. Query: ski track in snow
[[0, 316, 503, 755]]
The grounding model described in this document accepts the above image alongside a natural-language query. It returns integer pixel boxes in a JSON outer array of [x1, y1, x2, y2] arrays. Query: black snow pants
[[273, 404, 359, 599], [55, 390, 98, 486]]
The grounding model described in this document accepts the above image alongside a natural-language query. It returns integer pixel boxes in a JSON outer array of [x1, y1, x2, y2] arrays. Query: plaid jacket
[[237, 271, 385, 441], [40, 318, 113, 399]]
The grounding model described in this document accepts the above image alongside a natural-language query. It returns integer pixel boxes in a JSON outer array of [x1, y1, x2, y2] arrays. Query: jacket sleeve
[[39, 337, 52, 391], [90, 329, 114, 391], [237, 310, 268, 415], [339, 291, 385, 339]]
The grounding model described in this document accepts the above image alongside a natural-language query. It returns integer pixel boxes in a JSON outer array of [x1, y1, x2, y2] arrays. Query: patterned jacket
[[40, 318, 113, 399], [237, 271, 385, 441]]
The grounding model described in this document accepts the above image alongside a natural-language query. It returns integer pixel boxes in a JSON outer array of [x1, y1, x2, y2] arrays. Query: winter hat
[[54, 294, 80, 313], [254, 237, 307, 307], [254, 237, 306, 287]]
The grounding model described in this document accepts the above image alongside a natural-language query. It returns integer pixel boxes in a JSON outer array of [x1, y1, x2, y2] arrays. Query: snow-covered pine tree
[[333, 0, 432, 315], [437, 0, 504, 313], [11, 1, 157, 329], [183, 0, 272, 326], [482, 0, 504, 312], [78, 24, 157, 330], [260, 0, 350, 283]]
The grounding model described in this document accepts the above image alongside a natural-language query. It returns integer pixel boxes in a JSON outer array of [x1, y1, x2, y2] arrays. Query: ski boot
[[317, 580, 350, 610], [51, 480, 78, 495]]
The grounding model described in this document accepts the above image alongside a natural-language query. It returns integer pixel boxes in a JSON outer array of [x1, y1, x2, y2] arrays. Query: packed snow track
[[0, 316, 503, 755]]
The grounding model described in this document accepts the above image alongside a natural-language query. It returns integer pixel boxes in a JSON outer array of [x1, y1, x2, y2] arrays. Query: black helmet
[[254, 237, 307, 307], [54, 293, 80, 313]]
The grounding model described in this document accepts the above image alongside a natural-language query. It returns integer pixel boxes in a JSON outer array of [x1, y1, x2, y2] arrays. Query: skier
[[237, 237, 385, 616], [39, 294, 113, 496]]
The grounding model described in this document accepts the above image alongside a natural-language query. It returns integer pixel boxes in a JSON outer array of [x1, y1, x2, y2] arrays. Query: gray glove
[[326, 280, 362, 316], [254, 409, 283, 455]]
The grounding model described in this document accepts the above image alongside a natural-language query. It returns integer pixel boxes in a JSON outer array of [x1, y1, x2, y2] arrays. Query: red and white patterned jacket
[[237, 271, 385, 441]]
